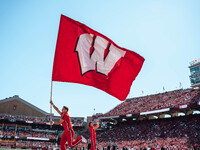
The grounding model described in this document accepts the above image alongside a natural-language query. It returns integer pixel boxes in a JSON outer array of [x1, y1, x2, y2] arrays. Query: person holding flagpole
[[50, 100, 87, 150], [89, 120, 99, 150]]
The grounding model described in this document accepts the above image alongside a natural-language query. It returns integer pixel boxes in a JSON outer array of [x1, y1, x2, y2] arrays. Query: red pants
[[90, 137, 96, 150], [60, 129, 82, 150]]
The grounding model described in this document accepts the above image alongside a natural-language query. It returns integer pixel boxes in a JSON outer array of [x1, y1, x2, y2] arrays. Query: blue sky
[[0, 0, 200, 117]]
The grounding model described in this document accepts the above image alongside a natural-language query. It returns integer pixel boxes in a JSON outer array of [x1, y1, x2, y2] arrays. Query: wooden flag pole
[[50, 81, 53, 128]]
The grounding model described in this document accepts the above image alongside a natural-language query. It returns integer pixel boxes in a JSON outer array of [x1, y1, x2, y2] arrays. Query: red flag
[[52, 15, 145, 100]]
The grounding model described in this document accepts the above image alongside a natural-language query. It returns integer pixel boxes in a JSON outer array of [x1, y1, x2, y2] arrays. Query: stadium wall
[[0, 98, 46, 117]]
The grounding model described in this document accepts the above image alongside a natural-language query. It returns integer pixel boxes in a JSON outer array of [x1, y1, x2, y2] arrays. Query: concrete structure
[[0, 95, 49, 117]]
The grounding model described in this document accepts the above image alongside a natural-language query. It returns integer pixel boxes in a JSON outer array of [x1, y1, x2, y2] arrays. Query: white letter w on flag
[[74, 33, 126, 76]]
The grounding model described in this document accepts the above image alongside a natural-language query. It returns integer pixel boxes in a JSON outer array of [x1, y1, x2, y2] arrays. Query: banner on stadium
[[179, 104, 187, 109], [27, 137, 49, 141], [26, 121, 33, 123], [52, 14, 145, 100], [140, 108, 170, 115]]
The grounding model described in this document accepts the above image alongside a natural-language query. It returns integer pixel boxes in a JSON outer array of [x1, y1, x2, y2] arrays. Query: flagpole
[[50, 81, 53, 128]]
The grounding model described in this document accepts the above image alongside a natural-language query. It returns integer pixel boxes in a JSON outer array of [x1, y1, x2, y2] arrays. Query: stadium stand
[[0, 88, 199, 149], [102, 89, 200, 117], [0, 114, 85, 149], [79, 88, 200, 150], [79, 114, 200, 149], [0, 96, 86, 149], [16, 140, 56, 149], [96, 114, 200, 149]]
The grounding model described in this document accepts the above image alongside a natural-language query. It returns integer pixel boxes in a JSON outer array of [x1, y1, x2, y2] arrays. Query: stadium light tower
[[189, 58, 200, 88]]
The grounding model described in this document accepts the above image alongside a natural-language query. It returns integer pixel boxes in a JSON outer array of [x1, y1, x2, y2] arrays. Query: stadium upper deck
[[101, 88, 199, 117]]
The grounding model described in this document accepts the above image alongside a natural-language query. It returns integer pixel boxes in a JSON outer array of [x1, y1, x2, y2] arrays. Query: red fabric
[[89, 126, 96, 150], [61, 112, 72, 132], [60, 130, 82, 149], [52, 14, 145, 100]]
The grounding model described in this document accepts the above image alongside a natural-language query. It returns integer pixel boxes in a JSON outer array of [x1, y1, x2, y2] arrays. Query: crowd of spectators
[[72, 120, 84, 126], [0, 114, 50, 124], [2, 113, 199, 149], [0, 126, 58, 139], [94, 138, 192, 150], [1, 88, 199, 149], [18, 131, 32, 137], [0, 113, 83, 149], [0, 130, 58, 149], [31, 131, 46, 138], [2, 130, 15, 137], [0, 113, 85, 127], [89, 114, 199, 149], [15, 140, 57, 149], [46, 133, 57, 139], [102, 89, 200, 117]]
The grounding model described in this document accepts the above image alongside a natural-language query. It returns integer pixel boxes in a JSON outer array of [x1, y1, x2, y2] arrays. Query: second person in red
[[89, 120, 99, 150]]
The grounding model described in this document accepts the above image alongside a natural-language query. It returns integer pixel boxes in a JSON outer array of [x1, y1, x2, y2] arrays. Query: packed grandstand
[[0, 88, 200, 149]]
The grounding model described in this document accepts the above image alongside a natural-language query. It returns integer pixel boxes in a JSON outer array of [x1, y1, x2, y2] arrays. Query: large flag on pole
[[52, 14, 145, 100]]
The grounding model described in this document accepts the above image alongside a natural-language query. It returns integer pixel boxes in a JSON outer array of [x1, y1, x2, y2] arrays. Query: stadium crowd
[[15, 140, 57, 149], [0, 114, 50, 124], [101, 114, 199, 149], [0, 88, 199, 149], [102, 89, 199, 117], [0, 113, 84, 126], [18, 131, 32, 137], [1, 129, 57, 139], [79, 114, 200, 149], [0, 125, 58, 149]]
